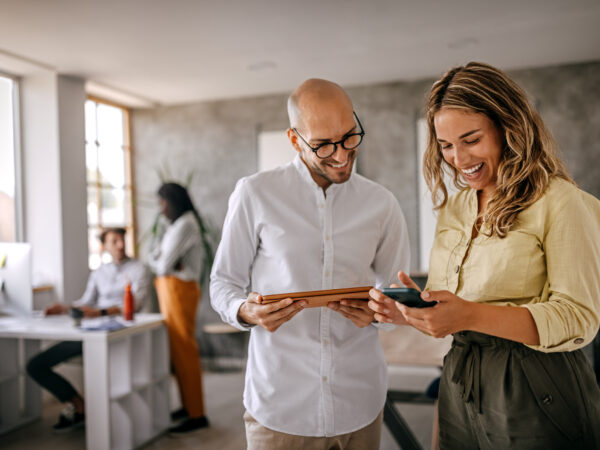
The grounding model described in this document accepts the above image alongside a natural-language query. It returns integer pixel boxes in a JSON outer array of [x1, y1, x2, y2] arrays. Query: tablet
[[261, 286, 373, 308]]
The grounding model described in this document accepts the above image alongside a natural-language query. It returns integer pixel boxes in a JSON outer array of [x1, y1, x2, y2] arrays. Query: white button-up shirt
[[73, 258, 149, 311], [148, 211, 204, 282], [210, 155, 410, 437]]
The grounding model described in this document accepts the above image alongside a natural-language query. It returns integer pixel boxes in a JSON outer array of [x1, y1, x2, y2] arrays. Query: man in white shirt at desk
[[26, 227, 149, 432], [210, 79, 410, 449]]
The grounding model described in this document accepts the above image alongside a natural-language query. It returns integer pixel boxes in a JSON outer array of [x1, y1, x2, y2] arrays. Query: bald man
[[211, 79, 410, 449]]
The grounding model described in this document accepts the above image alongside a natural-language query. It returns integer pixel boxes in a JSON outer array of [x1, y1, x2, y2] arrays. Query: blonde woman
[[369, 62, 600, 449]]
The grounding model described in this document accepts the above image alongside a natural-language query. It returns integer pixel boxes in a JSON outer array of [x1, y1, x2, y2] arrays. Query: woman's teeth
[[462, 163, 483, 175]]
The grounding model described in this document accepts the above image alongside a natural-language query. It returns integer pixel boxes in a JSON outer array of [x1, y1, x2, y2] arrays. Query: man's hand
[[78, 306, 102, 318], [328, 299, 375, 328], [44, 303, 68, 315], [237, 292, 307, 333]]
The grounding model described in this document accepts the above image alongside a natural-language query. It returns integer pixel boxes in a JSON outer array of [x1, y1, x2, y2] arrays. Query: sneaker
[[170, 408, 189, 422], [168, 416, 209, 435], [53, 403, 85, 433]]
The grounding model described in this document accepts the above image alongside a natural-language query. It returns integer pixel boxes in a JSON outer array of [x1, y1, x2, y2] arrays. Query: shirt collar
[[467, 188, 492, 235], [292, 154, 316, 187], [105, 256, 131, 269]]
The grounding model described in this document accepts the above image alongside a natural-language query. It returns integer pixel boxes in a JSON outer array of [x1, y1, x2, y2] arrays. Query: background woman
[[369, 62, 600, 449], [149, 182, 209, 434]]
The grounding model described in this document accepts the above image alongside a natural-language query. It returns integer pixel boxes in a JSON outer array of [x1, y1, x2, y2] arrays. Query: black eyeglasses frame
[[292, 111, 365, 159]]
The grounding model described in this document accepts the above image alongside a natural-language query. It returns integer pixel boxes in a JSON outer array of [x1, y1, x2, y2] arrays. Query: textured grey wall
[[131, 60, 600, 359], [132, 94, 290, 249], [510, 63, 600, 196]]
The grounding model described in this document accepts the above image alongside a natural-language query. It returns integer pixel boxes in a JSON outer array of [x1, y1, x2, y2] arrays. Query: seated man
[[26, 227, 149, 432]]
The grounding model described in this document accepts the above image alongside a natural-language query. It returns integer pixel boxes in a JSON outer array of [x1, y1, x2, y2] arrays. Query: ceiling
[[0, 0, 599, 107]]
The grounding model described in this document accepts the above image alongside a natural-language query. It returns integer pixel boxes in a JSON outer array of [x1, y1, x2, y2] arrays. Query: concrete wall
[[510, 63, 600, 196], [131, 60, 600, 358]]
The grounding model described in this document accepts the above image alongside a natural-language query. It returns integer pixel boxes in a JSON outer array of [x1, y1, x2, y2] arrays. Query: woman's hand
[[371, 273, 540, 343], [368, 271, 422, 325], [398, 289, 473, 338], [368, 271, 473, 337], [368, 288, 408, 325]]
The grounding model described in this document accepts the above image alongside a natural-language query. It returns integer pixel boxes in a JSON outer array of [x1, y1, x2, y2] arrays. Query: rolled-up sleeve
[[524, 189, 600, 352], [210, 179, 257, 331]]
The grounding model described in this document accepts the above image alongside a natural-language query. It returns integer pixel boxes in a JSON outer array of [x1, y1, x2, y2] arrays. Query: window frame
[[85, 95, 137, 267], [0, 70, 23, 242]]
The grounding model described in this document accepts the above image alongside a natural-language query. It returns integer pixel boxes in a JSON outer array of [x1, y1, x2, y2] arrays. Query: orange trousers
[[155, 276, 205, 418]]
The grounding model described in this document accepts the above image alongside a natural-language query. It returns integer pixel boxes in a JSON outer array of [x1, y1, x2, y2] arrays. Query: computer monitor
[[0, 242, 32, 316]]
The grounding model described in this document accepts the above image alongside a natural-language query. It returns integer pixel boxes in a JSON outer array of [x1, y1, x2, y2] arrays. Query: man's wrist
[[237, 302, 250, 325], [236, 301, 255, 328]]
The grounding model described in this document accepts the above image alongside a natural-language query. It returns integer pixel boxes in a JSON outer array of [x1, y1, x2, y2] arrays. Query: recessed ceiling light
[[247, 61, 277, 72], [447, 37, 479, 50]]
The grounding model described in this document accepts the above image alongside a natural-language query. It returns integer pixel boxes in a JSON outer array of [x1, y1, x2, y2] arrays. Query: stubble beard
[[311, 151, 356, 186]]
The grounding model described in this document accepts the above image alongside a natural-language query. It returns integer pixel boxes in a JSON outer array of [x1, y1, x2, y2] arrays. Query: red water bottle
[[123, 283, 134, 321]]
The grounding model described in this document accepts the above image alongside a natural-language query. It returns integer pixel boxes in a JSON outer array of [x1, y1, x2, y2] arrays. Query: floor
[[0, 367, 437, 450]]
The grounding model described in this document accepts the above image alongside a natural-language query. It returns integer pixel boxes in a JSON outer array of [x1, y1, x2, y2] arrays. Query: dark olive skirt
[[439, 331, 600, 450]]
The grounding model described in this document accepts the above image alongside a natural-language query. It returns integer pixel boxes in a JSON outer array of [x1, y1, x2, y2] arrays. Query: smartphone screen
[[381, 287, 436, 308]]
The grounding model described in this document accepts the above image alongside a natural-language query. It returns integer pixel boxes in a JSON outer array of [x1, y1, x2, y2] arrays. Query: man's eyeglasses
[[293, 112, 365, 159]]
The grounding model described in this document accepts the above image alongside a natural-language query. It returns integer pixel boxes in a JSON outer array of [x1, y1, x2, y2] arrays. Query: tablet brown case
[[260, 286, 373, 308]]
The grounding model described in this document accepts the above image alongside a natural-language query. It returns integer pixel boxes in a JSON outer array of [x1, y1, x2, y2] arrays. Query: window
[[84, 97, 135, 269], [0, 74, 19, 242]]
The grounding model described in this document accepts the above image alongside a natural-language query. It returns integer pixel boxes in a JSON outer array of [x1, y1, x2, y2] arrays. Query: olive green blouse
[[426, 178, 600, 352]]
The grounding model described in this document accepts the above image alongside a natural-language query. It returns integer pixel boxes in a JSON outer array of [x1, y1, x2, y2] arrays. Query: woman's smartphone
[[381, 287, 436, 308]]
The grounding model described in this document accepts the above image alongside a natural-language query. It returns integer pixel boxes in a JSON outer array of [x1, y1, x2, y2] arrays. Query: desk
[[0, 313, 170, 450]]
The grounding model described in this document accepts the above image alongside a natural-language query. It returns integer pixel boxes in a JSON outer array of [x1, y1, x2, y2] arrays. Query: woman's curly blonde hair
[[423, 62, 573, 238]]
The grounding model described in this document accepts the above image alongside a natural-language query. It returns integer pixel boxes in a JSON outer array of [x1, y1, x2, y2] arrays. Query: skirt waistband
[[452, 330, 522, 348], [448, 331, 525, 413]]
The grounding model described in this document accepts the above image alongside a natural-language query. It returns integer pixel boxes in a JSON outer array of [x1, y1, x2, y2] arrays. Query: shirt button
[[322, 376, 328, 382], [574, 338, 584, 344], [323, 339, 329, 345], [319, 204, 324, 208], [325, 235, 330, 240], [541, 394, 553, 405], [325, 271, 330, 277]]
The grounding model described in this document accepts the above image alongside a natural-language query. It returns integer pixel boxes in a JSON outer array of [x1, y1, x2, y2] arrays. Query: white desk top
[[0, 313, 164, 341]]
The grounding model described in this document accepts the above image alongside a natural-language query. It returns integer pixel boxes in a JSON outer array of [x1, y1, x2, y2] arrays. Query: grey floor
[[0, 367, 436, 450]]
